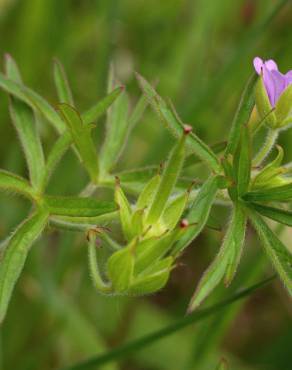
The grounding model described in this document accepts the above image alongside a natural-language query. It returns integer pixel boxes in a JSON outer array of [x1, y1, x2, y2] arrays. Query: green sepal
[[107, 244, 135, 293], [252, 145, 285, 189], [135, 227, 184, 274], [115, 181, 133, 241], [255, 75, 277, 128], [58, 104, 99, 182], [172, 176, 219, 255], [130, 209, 144, 238], [146, 131, 187, 225], [162, 192, 188, 230], [136, 174, 160, 210], [275, 84, 292, 127], [129, 256, 173, 295]]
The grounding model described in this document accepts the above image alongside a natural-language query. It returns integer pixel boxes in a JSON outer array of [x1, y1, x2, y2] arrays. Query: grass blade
[[61, 276, 274, 370]]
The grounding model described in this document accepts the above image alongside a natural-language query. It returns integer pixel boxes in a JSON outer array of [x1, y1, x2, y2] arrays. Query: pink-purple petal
[[265, 59, 278, 71], [253, 57, 263, 75], [253, 57, 291, 107]]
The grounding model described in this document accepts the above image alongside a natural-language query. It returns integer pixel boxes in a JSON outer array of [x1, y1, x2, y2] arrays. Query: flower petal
[[253, 57, 263, 75], [284, 70, 292, 86], [265, 59, 278, 71], [262, 66, 286, 107]]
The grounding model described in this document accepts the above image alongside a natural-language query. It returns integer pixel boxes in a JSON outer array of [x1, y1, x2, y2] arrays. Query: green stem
[[252, 129, 278, 167], [61, 276, 274, 370], [88, 233, 111, 294]]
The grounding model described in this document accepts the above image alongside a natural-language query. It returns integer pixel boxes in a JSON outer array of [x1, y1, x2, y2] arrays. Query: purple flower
[[253, 57, 292, 107]]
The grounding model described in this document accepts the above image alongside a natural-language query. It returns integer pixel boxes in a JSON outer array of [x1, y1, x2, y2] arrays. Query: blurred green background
[[0, 0, 291, 369]]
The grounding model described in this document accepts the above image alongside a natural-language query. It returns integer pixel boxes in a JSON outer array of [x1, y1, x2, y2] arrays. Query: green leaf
[[225, 73, 257, 156], [5, 55, 45, 190], [146, 131, 187, 225], [224, 204, 247, 286], [248, 203, 292, 227], [44, 196, 116, 217], [61, 276, 273, 370], [234, 125, 251, 196], [0, 169, 36, 201], [82, 86, 124, 125], [99, 89, 129, 174], [172, 176, 219, 254], [115, 181, 133, 241], [40, 131, 72, 191], [130, 256, 173, 295], [0, 72, 65, 133], [184, 141, 226, 169], [9, 101, 46, 190], [0, 209, 49, 323], [275, 84, 292, 126], [58, 104, 99, 182], [136, 73, 221, 173], [243, 183, 292, 202], [107, 245, 134, 293], [53, 58, 74, 105], [188, 204, 246, 312], [254, 74, 277, 128], [248, 210, 292, 295]]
